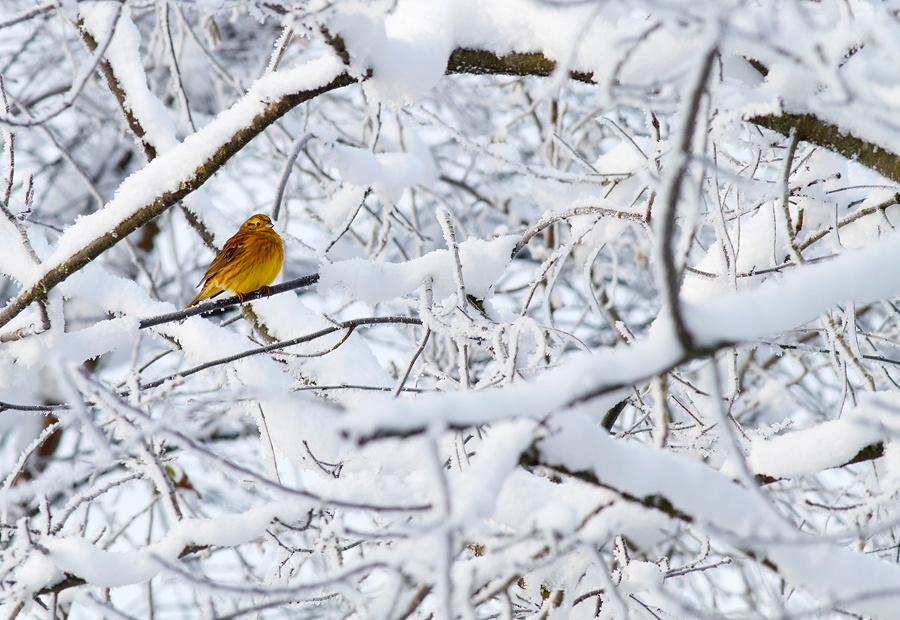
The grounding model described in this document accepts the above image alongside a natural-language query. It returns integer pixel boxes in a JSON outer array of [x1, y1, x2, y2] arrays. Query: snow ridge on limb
[[341, 228, 900, 442], [529, 414, 900, 620]]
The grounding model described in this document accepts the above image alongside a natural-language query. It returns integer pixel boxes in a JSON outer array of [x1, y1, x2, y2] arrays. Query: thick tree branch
[[447, 48, 594, 84]]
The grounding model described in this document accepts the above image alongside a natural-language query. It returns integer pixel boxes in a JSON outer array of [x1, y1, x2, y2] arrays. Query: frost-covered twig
[[393, 327, 431, 398], [141, 315, 422, 390], [0, 82, 40, 269], [437, 208, 467, 310], [779, 128, 804, 266], [821, 313, 876, 392], [799, 194, 900, 251], [651, 42, 717, 352], [512, 205, 647, 258], [0, 3, 123, 128], [271, 132, 315, 222], [160, 3, 195, 133], [266, 24, 294, 74], [0, 2, 55, 30], [293, 384, 429, 394], [324, 189, 370, 253]]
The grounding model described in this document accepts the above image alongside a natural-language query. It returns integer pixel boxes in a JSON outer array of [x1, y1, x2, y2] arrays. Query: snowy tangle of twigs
[[6, 1, 900, 619]]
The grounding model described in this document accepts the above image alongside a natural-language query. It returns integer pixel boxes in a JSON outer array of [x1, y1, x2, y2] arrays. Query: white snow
[[7, 1, 900, 619], [319, 234, 518, 303], [746, 404, 884, 479], [333, 143, 438, 204], [539, 414, 900, 618], [42, 500, 312, 587]]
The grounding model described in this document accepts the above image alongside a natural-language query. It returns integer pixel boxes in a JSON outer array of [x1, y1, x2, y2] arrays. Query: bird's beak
[[265, 221, 275, 229]]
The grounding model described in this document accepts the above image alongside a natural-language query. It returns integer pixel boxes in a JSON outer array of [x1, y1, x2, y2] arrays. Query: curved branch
[[655, 44, 717, 352], [512, 205, 648, 258], [446, 48, 594, 84], [271, 132, 315, 222]]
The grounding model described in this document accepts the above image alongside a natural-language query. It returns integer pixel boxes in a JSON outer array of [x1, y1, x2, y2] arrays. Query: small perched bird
[[186, 213, 284, 308]]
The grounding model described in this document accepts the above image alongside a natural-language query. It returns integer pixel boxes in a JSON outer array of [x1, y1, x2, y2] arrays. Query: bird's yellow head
[[240, 214, 275, 232]]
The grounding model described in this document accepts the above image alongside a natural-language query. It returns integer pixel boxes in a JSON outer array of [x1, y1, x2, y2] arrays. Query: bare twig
[[141, 316, 422, 390], [779, 128, 804, 265], [0, 3, 124, 128], [512, 205, 647, 258], [394, 327, 431, 398], [272, 132, 315, 222]]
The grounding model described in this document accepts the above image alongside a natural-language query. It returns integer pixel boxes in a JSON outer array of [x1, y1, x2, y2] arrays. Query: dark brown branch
[[36, 574, 86, 597], [320, 28, 351, 66], [447, 48, 594, 84], [657, 45, 717, 352], [138, 274, 320, 329], [751, 111, 900, 184]]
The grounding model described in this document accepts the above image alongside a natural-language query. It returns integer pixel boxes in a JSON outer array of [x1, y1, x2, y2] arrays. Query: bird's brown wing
[[197, 234, 250, 285]]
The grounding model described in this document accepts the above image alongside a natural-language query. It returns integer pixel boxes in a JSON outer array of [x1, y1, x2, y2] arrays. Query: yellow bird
[[186, 214, 284, 308]]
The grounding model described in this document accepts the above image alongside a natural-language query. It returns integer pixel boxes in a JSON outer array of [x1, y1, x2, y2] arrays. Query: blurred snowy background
[[4, 0, 900, 618]]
